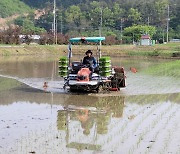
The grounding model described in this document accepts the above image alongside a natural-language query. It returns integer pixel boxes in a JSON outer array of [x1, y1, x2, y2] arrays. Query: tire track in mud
[[100, 102, 180, 154], [131, 103, 179, 154], [1, 101, 180, 154], [124, 72, 180, 96], [0, 74, 65, 93], [103, 103, 162, 153], [0, 72, 180, 96]]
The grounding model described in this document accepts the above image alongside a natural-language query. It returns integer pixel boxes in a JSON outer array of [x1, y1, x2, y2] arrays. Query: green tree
[[154, 0, 168, 27], [103, 7, 115, 27], [22, 19, 45, 34], [65, 5, 83, 29], [0, 0, 31, 18], [128, 8, 142, 24], [35, 12, 54, 32], [123, 25, 156, 42], [89, 1, 102, 28]]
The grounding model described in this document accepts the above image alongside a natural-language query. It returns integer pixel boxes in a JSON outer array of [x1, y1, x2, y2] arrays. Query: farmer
[[82, 50, 97, 72]]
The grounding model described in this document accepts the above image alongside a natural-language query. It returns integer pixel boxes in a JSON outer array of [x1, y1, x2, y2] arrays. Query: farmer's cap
[[86, 50, 93, 55]]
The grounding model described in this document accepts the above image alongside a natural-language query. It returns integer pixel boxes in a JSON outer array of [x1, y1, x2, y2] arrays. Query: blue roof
[[69, 37, 105, 43]]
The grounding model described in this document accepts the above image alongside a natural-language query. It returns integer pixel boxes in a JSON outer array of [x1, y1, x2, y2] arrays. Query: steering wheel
[[82, 64, 91, 68]]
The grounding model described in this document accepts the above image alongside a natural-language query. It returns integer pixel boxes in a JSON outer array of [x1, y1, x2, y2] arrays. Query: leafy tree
[[123, 25, 156, 42], [153, 27, 165, 43], [1, 0, 179, 43], [65, 5, 83, 29], [128, 8, 142, 24], [103, 7, 115, 27], [21, 0, 50, 8], [35, 12, 54, 32], [154, 0, 168, 27], [88, 1, 102, 28], [169, 25, 180, 39], [169, 3, 180, 31], [14, 16, 26, 26], [112, 3, 124, 26], [0, 0, 31, 18], [22, 19, 45, 34]]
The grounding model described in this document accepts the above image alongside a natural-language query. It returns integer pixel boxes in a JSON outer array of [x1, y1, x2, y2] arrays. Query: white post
[[120, 19, 123, 43], [99, 8, 103, 58], [147, 16, 150, 26], [60, 12, 63, 34], [166, 4, 170, 43], [99, 8, 103, 37], [53, 0, 56, 44]]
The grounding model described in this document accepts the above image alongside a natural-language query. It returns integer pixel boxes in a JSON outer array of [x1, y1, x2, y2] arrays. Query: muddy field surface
[[0, 56, 180, 154]]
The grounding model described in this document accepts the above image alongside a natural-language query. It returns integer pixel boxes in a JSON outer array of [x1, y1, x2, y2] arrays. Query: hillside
[[0, 0, 31, 18], [0, 15, 21, 30], [0, 0, 179, 44]]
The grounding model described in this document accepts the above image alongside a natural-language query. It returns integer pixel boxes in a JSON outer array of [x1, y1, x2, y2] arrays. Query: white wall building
[[140, 34, 151, 45]]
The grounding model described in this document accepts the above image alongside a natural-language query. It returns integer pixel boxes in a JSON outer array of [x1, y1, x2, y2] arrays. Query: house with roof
[[140, 34, 151, 45]]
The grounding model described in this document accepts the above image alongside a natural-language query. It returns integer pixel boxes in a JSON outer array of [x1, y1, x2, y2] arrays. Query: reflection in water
[[0, 56, 58, 78], [0, 56, 180, 153], [57, 96, 124, 151], [1, 56, 179, 95], [0, 92, 180, 153], [0, 55, 169, 79]]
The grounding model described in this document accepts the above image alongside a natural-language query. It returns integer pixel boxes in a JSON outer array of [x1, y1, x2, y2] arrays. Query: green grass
[[143, 60, 180, 78], [0, 77, 21, 92], [0, 43, 180, 58], [126, 43, 180, 57]]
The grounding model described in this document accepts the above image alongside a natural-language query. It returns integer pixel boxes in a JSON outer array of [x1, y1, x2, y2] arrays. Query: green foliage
[[124, 25, 156, 42], [103, 7, 115, 27], [128, 8, 142, 23], [1, 0, 180, 43], [21, 0, 50, 8], [65, 5, 83, 28], [15, 17, 46, 34], [0, 0, 31, 18], [154, 0, 168, 16]]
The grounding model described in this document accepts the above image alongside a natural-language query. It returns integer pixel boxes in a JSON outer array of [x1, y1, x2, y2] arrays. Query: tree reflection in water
[[57, 95, 124, 151]]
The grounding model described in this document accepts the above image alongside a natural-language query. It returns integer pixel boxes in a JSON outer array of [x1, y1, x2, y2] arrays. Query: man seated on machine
[[82, 50, 97, 73]]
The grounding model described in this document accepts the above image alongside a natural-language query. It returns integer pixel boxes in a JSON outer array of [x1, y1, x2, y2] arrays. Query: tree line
[[1, 0, 180, 44], [0, 27, 122, 45]]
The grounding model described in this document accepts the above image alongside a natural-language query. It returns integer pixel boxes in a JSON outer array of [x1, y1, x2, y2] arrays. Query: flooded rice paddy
[[0, 56, 180, 154]]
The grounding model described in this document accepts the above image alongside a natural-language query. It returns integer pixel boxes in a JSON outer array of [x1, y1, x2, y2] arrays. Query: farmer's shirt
[[83, 56, 97, 68]]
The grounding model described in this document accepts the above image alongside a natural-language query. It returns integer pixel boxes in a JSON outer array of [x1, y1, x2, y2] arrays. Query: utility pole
[[163, 29, 165, 43], [120, 19, 123, 43], [147, 16, 150, 26], [56, 19, 58, 44], [166, 4, 170, 43], [99, 8, 103, 58], [53, 0, 57, 44], [60, 13, 63, 34], [99, 8, 103, 37]]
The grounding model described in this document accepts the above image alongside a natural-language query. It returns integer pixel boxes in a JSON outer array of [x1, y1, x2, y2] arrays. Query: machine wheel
[[96, 85, 103, 93], [69, 87, 76, 92]]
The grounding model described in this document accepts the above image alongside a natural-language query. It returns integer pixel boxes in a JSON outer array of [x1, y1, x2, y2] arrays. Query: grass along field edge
[[142, 60, 180, 78], [0, 43, 179, 59]]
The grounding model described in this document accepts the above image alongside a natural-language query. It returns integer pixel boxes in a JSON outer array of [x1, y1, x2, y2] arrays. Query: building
[[19, 35, 40, 44], [140, 34, 151, 46]]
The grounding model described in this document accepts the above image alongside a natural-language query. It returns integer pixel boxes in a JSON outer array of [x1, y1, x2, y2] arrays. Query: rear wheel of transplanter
[[69, 87, 76, 92], [96, 84, 104, 93]]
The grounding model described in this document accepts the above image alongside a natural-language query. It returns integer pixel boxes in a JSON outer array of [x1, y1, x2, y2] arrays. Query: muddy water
[[0, 56, 180, 154]]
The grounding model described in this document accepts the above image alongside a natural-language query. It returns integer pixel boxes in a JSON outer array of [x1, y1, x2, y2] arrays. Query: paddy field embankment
[[0, 43, 180, 59]]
